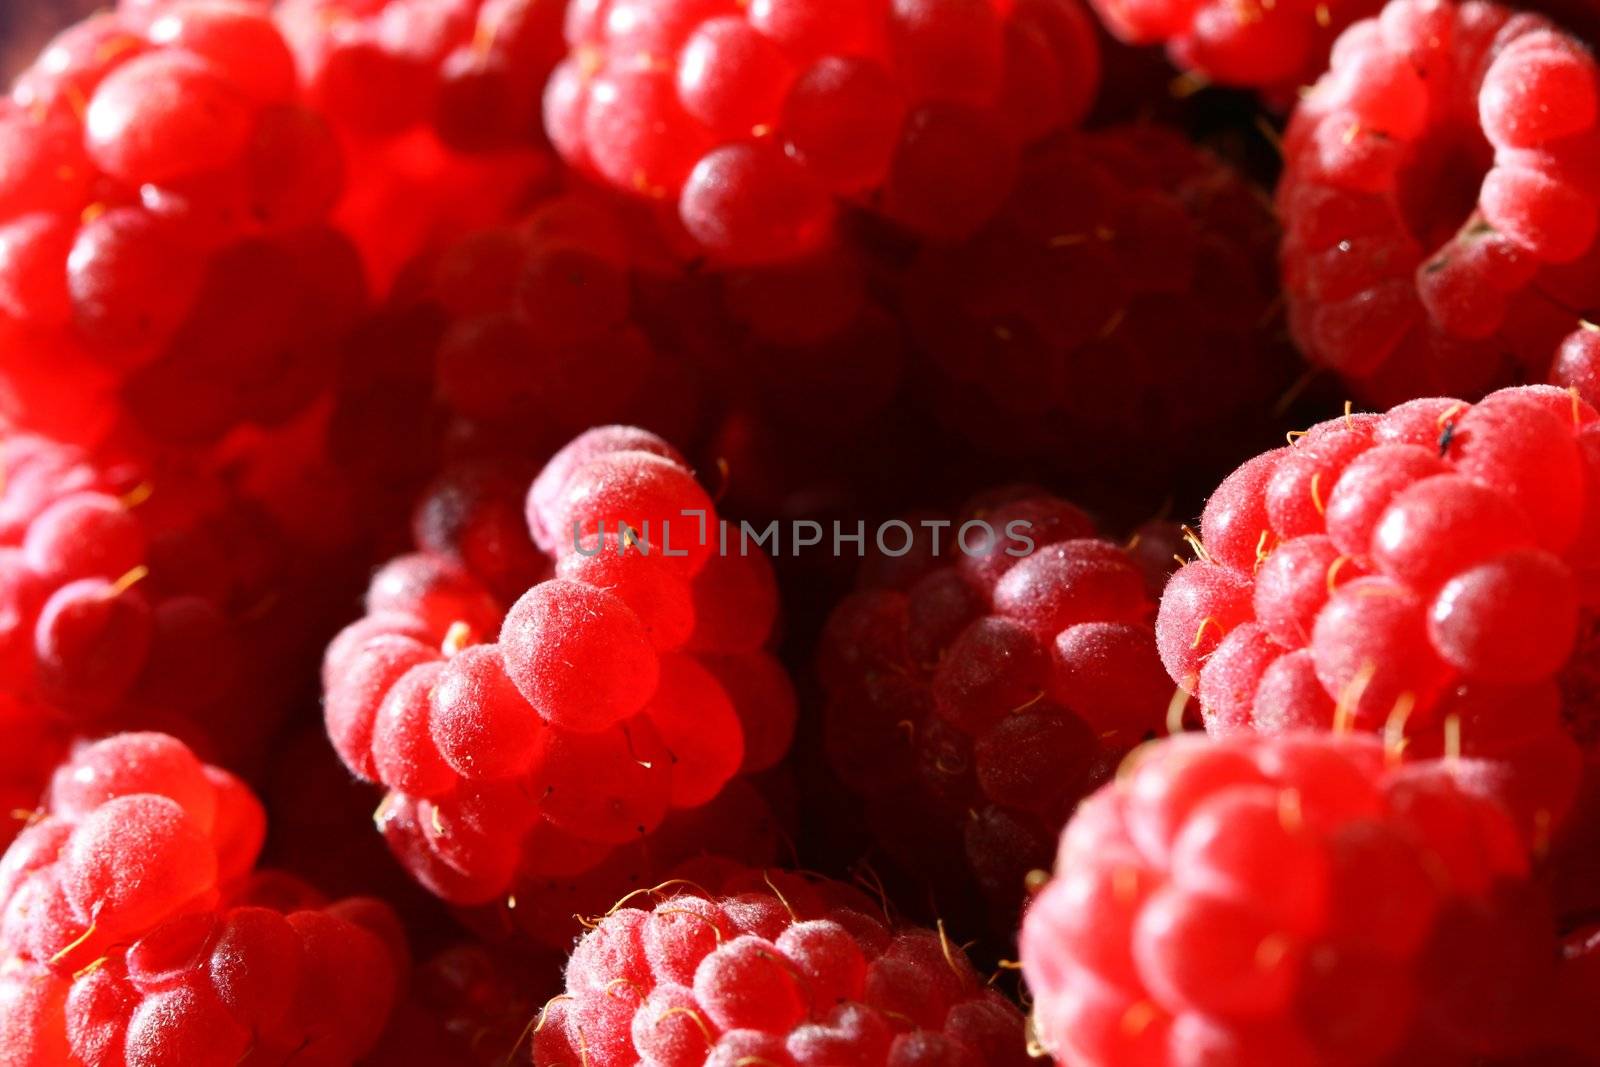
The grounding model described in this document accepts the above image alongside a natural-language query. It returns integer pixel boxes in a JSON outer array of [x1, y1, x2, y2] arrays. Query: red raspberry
[[545, 0, 1100, 263], [0, 732, 404, 1065], [273, 0, 557, 288], [396, 189, 722, 457], [0, 1, 366, 455], [531, 861, 1034, 1067], [0, 434, 341, 771], [1021, 732, 1564, 1067], [1090, 0, 1383, 94], [818, 489, 1177, 928], [323, 427, 797, 945], [1156, 385, 1600, 849], [1279, 0, 1600, 404], [334, 180, 915, 508], [324, 164, 919, 530], [904, 124, 1293, 493]]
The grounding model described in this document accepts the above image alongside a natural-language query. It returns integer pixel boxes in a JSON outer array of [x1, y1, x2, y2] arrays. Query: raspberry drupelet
[[818, 488, 1177, 928], [0, 732, 405, 1066], [531, 861, 1034, 1067], [1279, 0, 1600, 404], [1156, 385, 1600, 847], [323, 427, 798, 945], [0, 0, 367, 455], [903, 124, 1294, 495], [545, 0, 1101, 263], [1021, 731, 1565, 1067]]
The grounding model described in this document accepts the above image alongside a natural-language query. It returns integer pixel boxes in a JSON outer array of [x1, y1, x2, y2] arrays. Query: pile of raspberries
[[2, 0, 1600, 1064]]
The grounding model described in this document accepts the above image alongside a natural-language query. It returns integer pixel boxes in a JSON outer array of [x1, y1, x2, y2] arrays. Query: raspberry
[[903, 124, 1293, 493], [1279, 0, 1600, 404], [1156, 385, 1600, 849], [546, 0, 1099, 262], [532, 861, 1034, 1067], [0, 732, 404, 1065], [819, 488, 1176, 928], [0, 433, 342, 771], [392, 189, 722, 460], [1021, 732, 1564, 1067], [0, 2, 366, 455], [330, 168, 919, 527], [323, 427, 797, 944]]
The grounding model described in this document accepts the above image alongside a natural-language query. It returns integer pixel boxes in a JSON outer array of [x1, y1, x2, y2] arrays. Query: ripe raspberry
[[0, 732, 404, 1066], [1021, 732, 1563, 1067], [1090, 0, 1383, 94], [531, 861, 1034, 1067], [0, 433, 341, 771], [1279, 0, 1600, 404], [333, 176, 918, 513], [819, 488, 1177, 928], [274, 0, 558, 287], [904, 124, 1293, 494], [0, 1, 366, 453], [1156, 385, 1600, 848], [323, 427, 797, 944], [545, 0, 1100, 263], [391, 189, 723, 457]]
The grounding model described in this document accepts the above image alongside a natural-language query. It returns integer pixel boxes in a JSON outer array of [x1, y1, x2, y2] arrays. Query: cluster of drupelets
[[1, 0, 1599, 1064]]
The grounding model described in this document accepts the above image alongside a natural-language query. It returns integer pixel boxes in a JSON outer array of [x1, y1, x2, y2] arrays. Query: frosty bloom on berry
[[0, 1, 366, 453], [323, 427, 797, 945], [1156, 385, 1600, 846], [0, 732, 404, 1066], [1022, 732, 1565, 1067], [532, 861, 1034, 1067], [545, 0, 1100, 263], [1279, 0, 1600, 403]]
